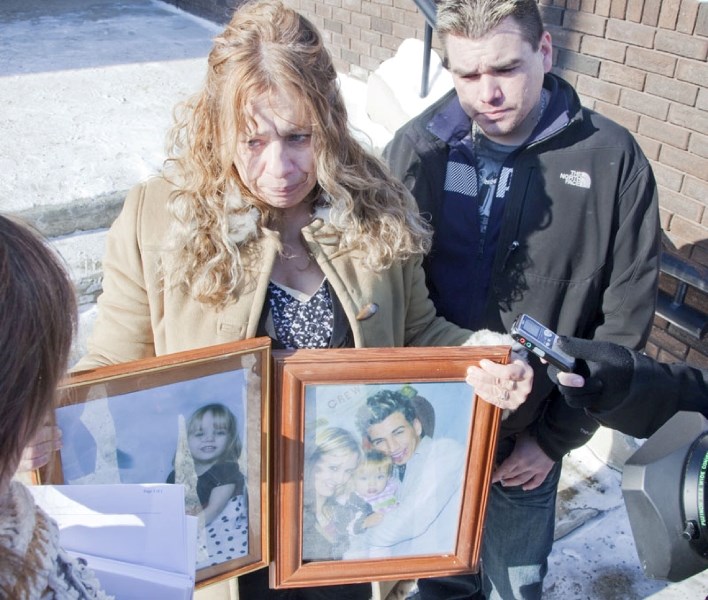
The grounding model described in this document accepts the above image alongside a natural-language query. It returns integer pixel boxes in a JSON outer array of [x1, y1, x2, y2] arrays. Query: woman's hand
[[18, 424, 62, 472], [465, 351, 533, 412]]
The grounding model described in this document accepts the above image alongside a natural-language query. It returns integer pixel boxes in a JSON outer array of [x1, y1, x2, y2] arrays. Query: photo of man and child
[[302, 382, 473, 562], [54, 369, 250, 570]]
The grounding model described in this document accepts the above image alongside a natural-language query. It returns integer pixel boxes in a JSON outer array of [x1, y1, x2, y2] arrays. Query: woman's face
[[313, 449, 359, 499], [234, 89, 318, 212]]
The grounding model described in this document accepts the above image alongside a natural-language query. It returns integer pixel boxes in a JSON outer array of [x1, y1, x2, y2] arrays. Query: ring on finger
[[503, 379, 517, 391]]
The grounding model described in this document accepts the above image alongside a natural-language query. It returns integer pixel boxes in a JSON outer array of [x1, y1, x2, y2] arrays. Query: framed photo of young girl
[[35, 337, 272, 588], [271, 345, 507, 588]]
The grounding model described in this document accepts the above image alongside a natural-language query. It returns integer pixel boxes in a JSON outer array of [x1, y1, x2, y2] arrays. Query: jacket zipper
[[502, 240, 520, 269], [497, 111, 580, 272]]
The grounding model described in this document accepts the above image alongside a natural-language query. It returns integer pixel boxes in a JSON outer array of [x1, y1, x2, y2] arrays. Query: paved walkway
[[0, 0, 217, 222]]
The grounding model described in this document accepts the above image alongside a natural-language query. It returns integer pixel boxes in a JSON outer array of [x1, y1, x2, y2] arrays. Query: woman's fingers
[[18, 425, 62, 472], [466, 355, 533, 411]]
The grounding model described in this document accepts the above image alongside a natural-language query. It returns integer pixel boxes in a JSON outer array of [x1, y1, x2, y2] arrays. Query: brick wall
[[287, 0, 435, 80], [169, 0, 708, 366]]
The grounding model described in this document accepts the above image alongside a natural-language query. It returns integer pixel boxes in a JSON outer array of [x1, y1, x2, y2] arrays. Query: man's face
[[367, 412, 422, 466], [444, 16, 552, 146]]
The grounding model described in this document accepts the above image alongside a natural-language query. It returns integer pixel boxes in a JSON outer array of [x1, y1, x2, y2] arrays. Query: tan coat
[[78, 176, 501, 371]]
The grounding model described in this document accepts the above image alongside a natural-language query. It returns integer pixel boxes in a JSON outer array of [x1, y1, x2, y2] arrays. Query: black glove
[[547, 336, 634, 411]]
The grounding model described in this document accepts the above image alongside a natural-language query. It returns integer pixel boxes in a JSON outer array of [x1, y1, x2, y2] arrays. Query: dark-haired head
[[356, 389, 418, 436], [0, 216, 76, 490]]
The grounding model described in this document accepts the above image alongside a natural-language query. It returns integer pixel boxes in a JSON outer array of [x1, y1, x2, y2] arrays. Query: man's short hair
[[436, 0, 545, 51], [356, 389, 418, 438]]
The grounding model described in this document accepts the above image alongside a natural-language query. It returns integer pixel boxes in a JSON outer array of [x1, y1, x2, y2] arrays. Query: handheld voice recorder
[[510, 313, 576, 372]]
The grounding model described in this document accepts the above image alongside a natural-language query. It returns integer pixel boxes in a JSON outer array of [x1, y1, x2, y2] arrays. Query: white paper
[[185, 514, 198, 574], [30, 483, 195, 592], [66, 550, 194, 600]]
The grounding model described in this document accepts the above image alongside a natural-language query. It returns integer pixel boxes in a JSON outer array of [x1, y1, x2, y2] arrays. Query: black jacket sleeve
[[587, 352, 708, 438]]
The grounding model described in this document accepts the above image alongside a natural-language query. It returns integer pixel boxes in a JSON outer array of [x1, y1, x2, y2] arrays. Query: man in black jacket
[[383, 0, 660, 598]]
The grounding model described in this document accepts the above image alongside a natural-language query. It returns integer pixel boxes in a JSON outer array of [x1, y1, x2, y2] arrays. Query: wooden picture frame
[[36, 338, 272, 588], [271, 345, 507, 588]]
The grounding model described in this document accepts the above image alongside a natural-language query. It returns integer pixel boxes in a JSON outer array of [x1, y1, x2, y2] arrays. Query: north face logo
[[560, 170, 592, 189]]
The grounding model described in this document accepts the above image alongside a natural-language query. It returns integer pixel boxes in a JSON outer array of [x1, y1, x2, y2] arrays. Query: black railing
[[657, 251, 708, 339], [412, 0, 437, 97]]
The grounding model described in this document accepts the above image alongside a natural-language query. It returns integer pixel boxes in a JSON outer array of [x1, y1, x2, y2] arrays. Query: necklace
[[280, 244, 314, 271]]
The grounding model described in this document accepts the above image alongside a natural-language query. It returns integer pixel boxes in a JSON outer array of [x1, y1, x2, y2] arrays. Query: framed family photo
[[36, 338, 272, 587], [271, 345, 507, 588]]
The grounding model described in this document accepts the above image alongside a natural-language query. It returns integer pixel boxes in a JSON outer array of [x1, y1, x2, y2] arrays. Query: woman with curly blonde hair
[[66, 0, 533, 597], [164, 0, 432, 308]]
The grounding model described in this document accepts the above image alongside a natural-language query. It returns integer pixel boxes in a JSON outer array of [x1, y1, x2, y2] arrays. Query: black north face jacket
[[384, 73, 660, 460]]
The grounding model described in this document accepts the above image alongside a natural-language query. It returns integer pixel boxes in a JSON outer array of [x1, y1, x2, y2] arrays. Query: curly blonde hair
[[165, 0, 431, 306]]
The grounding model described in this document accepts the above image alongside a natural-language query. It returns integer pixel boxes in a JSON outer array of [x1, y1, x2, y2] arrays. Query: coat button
[[356, 303, 379, 321]]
